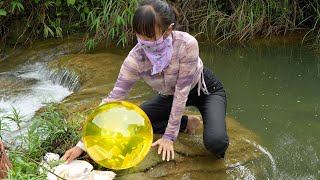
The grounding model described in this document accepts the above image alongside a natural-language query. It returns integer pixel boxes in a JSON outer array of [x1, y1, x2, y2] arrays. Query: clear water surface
[[200, 42, 320, 179]]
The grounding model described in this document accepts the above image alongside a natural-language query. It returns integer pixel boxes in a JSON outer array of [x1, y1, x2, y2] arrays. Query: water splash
[[245, 139, 277, 174], [227, 162, 256, 180], [226, 140, 277, 179]]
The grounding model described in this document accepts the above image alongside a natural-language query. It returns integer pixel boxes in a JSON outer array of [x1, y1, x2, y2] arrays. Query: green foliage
[[0, 0, 139, 49], [10, 1, 24, 14], [1, 103, 84, 179], [1, 0, 320, 47], [175, 0, 320, 45], [0, 9, 6, 16], [0, 116, 10, 139], [67, 0, 76, 6], [3, 106, 24, 130]]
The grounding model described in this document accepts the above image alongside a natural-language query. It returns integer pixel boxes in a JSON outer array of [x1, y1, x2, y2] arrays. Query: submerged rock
[[48, 53, 263, 179], [0, 74, 37, 98]]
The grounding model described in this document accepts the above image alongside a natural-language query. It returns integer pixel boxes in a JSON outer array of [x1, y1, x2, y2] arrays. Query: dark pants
[[140, 67, 229, 158]]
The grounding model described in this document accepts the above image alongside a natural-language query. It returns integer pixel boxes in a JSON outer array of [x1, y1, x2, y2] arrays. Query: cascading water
[[48, 67, 81, 91], [0, 61, 80, 141], [0, 39, 82, 142]]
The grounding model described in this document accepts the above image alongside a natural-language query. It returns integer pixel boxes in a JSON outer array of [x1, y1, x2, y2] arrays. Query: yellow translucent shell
[[82, 101, 153, 169]]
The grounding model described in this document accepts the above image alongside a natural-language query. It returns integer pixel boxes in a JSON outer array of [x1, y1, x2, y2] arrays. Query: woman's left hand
[[152, 138, 174, 161]]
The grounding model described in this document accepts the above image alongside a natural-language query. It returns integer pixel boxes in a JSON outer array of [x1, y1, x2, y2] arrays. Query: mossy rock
[[115, 117, 261, 179]]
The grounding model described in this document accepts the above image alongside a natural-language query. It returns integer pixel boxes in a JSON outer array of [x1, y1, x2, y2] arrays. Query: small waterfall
[[0, 39, 83, 143], [0, 64, 80, 143], [0, 62, 74, 141], [47, 67, 81, 92]]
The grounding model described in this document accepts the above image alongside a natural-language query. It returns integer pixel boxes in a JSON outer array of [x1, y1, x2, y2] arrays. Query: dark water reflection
[[200, 42, 320, 179]]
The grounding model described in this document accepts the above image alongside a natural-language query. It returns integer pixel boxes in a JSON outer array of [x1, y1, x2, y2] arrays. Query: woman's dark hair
[[133, 0, 179, 39]]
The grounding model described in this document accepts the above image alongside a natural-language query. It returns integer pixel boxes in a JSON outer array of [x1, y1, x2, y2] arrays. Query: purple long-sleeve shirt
[[101, 31, 204, 141]]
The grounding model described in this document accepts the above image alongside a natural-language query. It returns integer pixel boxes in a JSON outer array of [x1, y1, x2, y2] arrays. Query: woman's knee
[[203, 132, 229, 158]]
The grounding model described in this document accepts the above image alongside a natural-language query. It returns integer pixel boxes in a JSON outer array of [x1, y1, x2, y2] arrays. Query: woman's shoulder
[[126, 43, 144, 61], [173, 31, 198, 44]]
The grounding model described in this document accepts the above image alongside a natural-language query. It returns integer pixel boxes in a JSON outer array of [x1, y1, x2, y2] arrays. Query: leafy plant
[[0, 0, 139, 49], [10, 1, 24, 14], [175, 0, 320, 45], [3, 103, 84, 179], [3, 106, 24, 131], [0, 9, 6, 16], [1, 0, 320, 48], [0, 116, 10, 139]]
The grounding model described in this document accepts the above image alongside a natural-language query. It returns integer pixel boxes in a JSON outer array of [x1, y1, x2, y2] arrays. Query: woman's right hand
[[61, 101, 106, 164], [61, 146, 83, 164]]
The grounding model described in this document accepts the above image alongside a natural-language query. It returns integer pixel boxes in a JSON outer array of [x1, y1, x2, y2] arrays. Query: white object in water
[[40, 153, 116, 180], [39, 153, 60, 174], [47, 160, 93, 180]]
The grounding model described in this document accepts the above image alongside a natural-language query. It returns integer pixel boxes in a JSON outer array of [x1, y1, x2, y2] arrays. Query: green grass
[[175, 0, 320, 45], [1, 103, 84, 179]]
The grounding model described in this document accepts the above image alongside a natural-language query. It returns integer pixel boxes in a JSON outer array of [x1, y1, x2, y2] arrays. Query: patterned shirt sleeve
[[162, 37, 200, 141], [101, 53, 140, 103]]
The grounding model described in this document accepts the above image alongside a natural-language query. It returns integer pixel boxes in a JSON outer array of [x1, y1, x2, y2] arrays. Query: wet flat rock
[[115, 118, 262, 179], [49, 53, 263, 179]]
